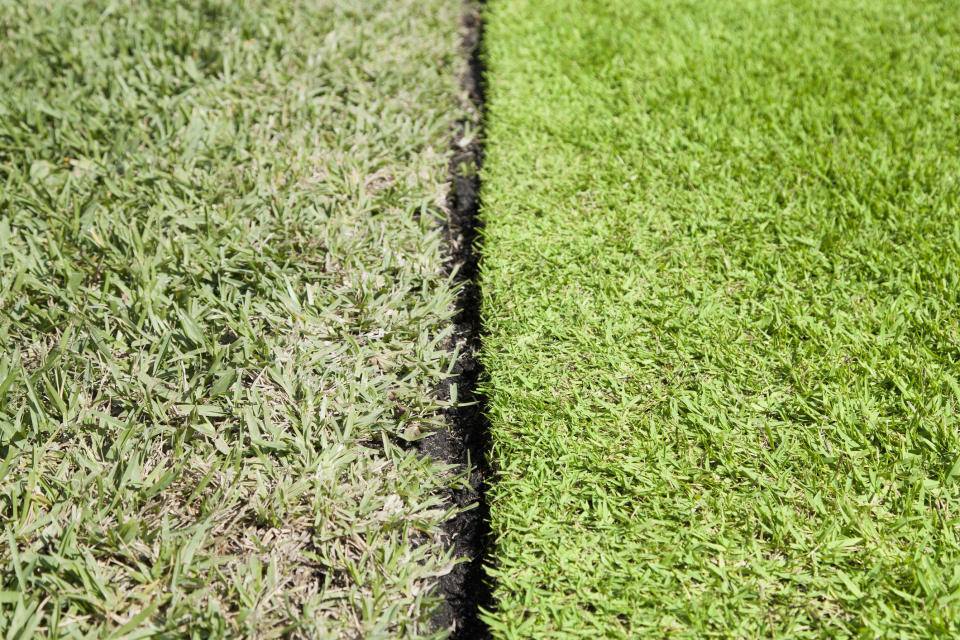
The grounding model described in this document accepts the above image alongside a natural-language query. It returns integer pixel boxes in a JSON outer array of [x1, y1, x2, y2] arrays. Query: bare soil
[[415, 3, 491, 639]]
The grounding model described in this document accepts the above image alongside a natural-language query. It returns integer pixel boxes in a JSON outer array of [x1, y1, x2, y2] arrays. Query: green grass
[[0, 0, 471, 637], [479, 0, 960, 637]]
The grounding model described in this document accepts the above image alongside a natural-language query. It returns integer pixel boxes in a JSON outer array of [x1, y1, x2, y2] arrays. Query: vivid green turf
[[0, 1, 472, 637], [479, 0, 960, 636]]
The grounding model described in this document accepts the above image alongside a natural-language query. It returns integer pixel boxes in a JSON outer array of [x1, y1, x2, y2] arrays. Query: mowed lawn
[[480, 0, 960, 637], [0, 1, 470, 637]]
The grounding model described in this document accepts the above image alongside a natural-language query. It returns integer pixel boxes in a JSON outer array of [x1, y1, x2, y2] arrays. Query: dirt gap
[[415, 2, 492, 638]]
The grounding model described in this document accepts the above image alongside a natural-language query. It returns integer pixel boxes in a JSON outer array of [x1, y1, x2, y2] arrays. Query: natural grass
[[0, 0, 471, 637], [479, 0, 960, 637]]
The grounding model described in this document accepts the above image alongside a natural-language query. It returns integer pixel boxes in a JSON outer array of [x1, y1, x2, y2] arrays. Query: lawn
[[0, 0, 472, 637], [479, 0, 960, 637]]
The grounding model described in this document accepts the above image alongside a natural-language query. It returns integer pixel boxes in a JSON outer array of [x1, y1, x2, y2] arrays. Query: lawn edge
[[415, 2, 492, 638]]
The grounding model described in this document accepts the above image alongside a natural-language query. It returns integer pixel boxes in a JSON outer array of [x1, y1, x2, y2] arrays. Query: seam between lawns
[[415, 2, 492, 639]]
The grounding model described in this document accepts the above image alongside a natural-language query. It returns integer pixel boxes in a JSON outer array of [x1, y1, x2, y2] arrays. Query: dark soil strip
[[417, 3, 491, 639]]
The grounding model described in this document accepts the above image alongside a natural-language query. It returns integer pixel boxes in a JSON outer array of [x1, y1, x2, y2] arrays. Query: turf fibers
[[479, 0, 960, 637]]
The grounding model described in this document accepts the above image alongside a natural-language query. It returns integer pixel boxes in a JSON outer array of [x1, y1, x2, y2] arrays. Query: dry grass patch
[[0, 0, 471, 637]]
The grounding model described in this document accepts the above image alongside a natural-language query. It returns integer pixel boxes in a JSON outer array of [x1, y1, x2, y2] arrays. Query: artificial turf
[[0, 1, 473, 637], [479, 0, 960, 636]]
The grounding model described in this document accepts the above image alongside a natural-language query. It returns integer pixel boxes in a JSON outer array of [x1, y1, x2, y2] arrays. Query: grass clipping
[[0, 0, 468, 637], [480, 0, 960, 637]]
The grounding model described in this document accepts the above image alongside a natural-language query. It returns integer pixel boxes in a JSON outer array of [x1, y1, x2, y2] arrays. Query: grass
[[478, 0, 960, 637], [0, 0, 472, 637]]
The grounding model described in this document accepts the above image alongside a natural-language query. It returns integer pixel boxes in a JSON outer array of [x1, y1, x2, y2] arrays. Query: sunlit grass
[[0, 0, 469, 637], [480, 0, 960, 636]]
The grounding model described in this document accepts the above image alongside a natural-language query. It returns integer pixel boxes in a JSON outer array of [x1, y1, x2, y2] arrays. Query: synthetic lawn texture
[[479, 0, 960, 637], [0, 1, 472, 637]]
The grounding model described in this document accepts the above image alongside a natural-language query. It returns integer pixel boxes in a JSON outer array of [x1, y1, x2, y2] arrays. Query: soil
[[414, 3, 491, 639]]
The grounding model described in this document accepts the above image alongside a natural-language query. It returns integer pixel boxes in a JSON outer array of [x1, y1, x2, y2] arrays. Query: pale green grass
[[0, 0, 470, 637], [479, 0, 960, 637]]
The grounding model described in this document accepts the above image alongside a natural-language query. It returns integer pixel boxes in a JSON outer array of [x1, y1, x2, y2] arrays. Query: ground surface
[[0, 1, 475, 637], [479, 0, 960, 637]]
